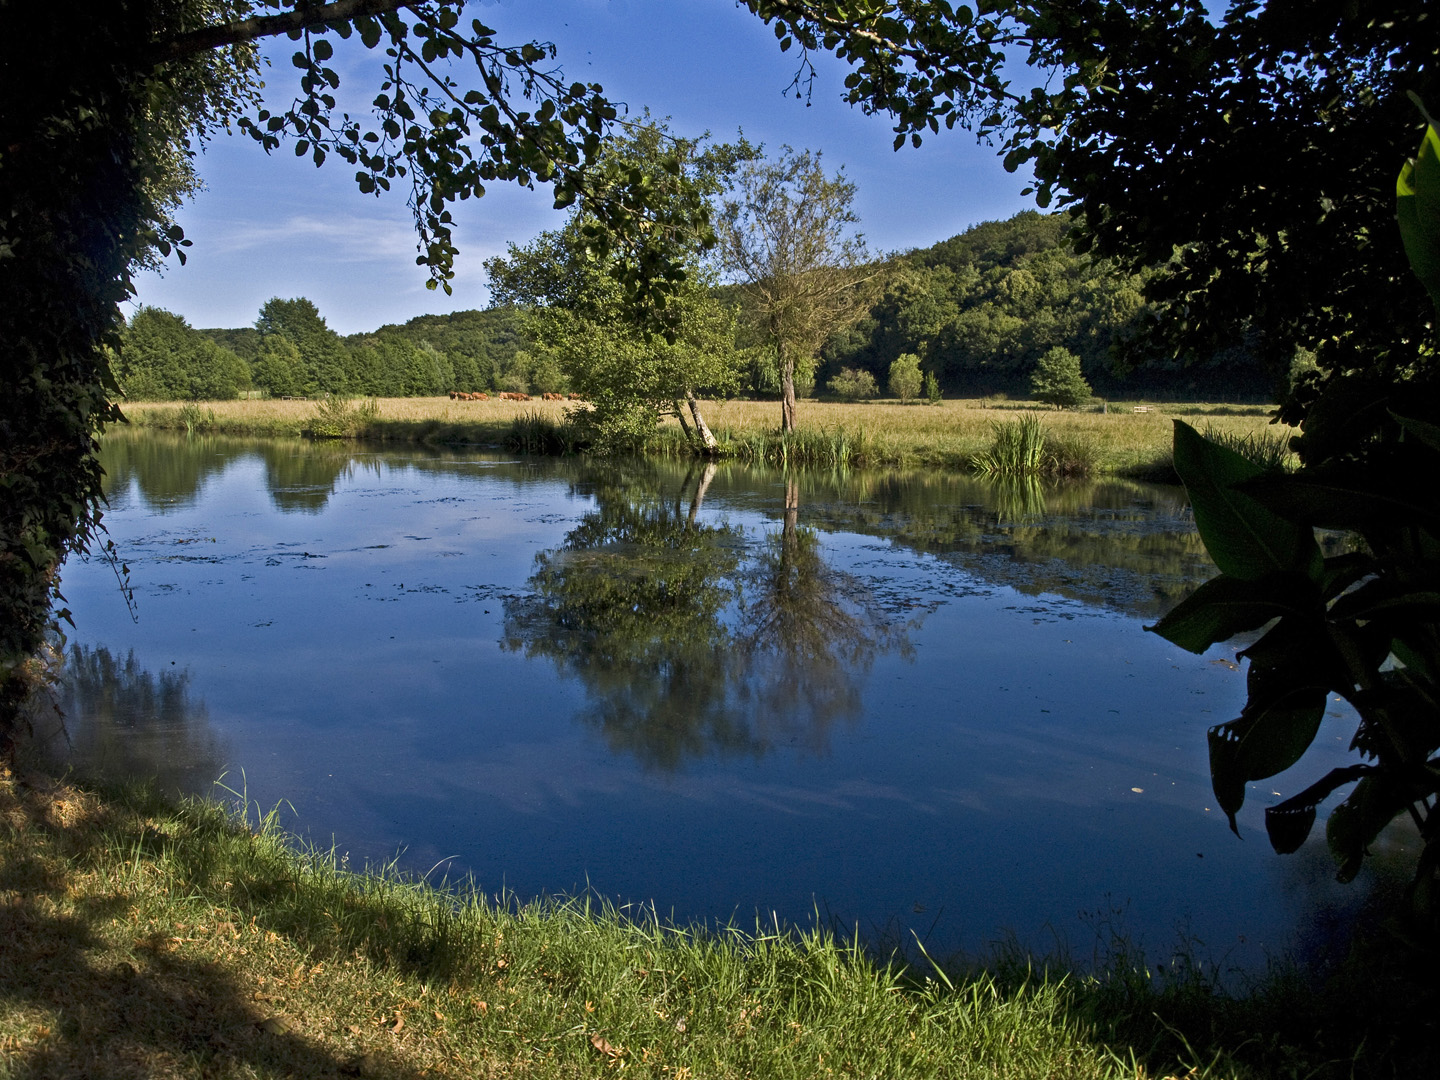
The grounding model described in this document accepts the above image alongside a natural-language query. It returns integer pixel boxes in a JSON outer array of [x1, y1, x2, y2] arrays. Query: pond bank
[[117, 396, 1283, 479], [2, 768, 1432, 1080]]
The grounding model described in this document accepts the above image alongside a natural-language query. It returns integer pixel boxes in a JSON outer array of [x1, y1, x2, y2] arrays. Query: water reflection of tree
[[503, 469, 912, 770], [262, 442, 363, 514], [100, 430, 241, 511], [30, 646, 227, 797], [99, 428, 366, 514], [732, 477, 912, 753]]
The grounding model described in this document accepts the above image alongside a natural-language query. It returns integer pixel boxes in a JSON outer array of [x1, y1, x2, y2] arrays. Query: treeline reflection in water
[[29, 645, 228, 798], [100, 429, 1211, 620]]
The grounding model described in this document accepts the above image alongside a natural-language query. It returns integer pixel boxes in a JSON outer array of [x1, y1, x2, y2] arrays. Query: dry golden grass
[[118, 395, 1286, 475]]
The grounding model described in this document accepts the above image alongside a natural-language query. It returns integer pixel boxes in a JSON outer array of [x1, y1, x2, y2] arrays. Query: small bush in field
[[827, 367, 879, 401], [1030, 347, 1092, 410], [889, 353, 923, 403]]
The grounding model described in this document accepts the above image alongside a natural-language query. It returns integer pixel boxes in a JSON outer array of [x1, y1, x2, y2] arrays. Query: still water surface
[[47, 431, 1387, 972]]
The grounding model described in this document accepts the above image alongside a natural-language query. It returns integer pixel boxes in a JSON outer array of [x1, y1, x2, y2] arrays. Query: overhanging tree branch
[[151, 0, 417, 63]]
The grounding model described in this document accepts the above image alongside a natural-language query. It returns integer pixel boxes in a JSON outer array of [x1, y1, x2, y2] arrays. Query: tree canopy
[[744, 1, 1440, 432], [485, 118, 749, 451], [716, 146, 874, 431], [116, 307, 251, 401]]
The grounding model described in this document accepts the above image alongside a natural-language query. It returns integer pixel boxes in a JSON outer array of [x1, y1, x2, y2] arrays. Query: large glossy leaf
[[1239, 615, 1338, 699], [1146, 571, 1316, 654], [1395, 412, 1440, 454], [1329, 583, 1440, 627], [1172, 421, 1321, 581], [1208, 684, 1326, 834], [1397, 110, 1440, 312]]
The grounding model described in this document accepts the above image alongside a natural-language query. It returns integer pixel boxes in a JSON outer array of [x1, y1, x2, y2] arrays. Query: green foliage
[[821, 211, 1202, 400], [889, 351, 924, 402], [924, 370, 942, 404], [0, 0, 267, 745], [759, 2, 1440, 423], [1142, 109, 1440, 894], [1197, 424, 1295, 475], [306, 395, 380, 440], [486, 117, 745, 453], [116, 307, 249, 401], [256, 297, 351, 397], [716, 146, 873, 431], [827, 366, 879, 401], [1030, 345, 1092, 409], [250, 337, 306, 398], [358, 307, 527, 394]]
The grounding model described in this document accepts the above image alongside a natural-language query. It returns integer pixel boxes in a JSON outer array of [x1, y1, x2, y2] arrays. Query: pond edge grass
[[3, 766, 1434, 1079], [113, 396, 1291, 481]]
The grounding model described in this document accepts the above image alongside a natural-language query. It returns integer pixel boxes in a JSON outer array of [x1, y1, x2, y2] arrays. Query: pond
[[40, 429, 1399, 974]]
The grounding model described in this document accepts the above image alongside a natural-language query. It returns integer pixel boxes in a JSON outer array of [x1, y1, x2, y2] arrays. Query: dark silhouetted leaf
[[1172, 421, 1321, 581], [1147, 572, 1316, 654]]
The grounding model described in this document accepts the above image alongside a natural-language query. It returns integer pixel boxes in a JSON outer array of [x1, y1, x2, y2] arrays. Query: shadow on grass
[[0, 772, 423, 1080]]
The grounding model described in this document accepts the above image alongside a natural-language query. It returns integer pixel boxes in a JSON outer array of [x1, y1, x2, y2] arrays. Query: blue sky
[[131, 0, 1036, 335]]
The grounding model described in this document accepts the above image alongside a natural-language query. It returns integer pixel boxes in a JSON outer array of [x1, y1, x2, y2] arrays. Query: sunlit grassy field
[[119, 395, 1287, 476]]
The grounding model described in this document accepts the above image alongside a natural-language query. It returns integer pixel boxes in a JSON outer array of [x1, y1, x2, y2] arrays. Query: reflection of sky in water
[[51, 435, 1395, 974]]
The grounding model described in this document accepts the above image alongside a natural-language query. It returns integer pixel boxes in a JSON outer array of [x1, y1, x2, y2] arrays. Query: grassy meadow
[[3, 766, 1434, 1080], [118, 396, 1285, 477]]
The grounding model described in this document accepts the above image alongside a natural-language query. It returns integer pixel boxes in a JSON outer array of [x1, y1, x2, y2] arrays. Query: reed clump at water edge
[[970, 414, 1102, 478], [1, 767, 1433, 1080]]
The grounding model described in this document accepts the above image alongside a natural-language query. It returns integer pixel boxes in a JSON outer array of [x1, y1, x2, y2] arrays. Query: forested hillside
[[821, 211, 1281, 400], [123, 212, 1280, 404]]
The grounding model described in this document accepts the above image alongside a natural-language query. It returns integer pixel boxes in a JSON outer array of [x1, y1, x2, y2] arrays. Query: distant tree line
[[115, 299, 531, 402], [118, 211, 1285, 405]]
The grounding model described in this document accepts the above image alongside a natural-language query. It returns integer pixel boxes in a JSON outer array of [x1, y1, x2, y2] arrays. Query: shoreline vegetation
[[116, 396, 1285, 480], [3, 767, 1435, 1080]]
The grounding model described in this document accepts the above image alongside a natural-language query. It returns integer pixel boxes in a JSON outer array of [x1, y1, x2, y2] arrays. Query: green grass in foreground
[[3, 769, 1436, 1079]]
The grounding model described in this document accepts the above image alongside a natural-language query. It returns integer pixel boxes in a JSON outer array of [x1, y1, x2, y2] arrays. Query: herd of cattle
[[447, 391, 578, 402]]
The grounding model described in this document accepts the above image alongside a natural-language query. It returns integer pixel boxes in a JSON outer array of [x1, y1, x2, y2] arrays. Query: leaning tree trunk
[[672, 400, 695, 445], [685, 392, 718, 453]]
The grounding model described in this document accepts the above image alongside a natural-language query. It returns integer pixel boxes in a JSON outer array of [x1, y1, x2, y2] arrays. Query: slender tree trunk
[[685, 391, 718, 453], [779, 341, 798, 433], [783, 475, 800, 548]]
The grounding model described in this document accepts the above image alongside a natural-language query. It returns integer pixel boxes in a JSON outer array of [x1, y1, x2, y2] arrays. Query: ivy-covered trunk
[[0, 23, 153, 753]]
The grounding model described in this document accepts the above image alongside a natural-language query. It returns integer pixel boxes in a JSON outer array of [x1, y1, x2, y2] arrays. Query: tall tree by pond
[[716, 147, 874, 431], [485, 118, 750, 452]]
